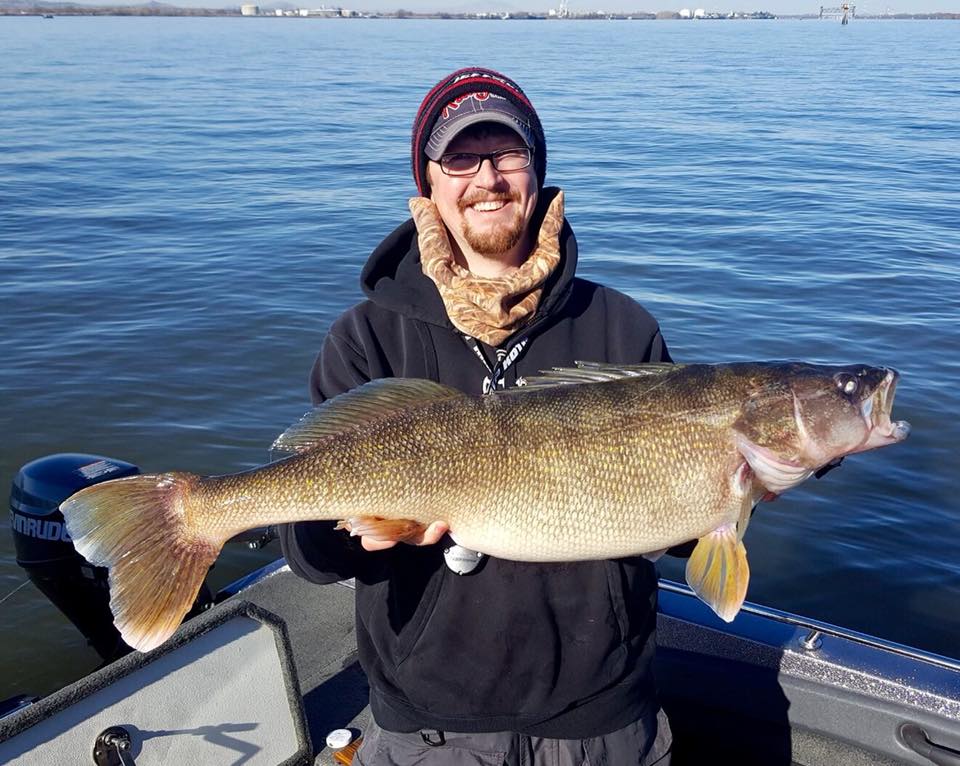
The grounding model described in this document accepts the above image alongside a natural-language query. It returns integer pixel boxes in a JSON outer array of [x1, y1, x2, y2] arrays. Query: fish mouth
[[855, 368, 910, 452]]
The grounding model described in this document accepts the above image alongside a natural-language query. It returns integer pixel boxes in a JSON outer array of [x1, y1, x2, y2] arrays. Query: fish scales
[[193, 374, 745, 561], [59, 361, 910, 651]]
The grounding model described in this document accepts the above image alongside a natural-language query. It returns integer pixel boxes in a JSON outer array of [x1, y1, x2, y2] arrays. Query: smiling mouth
[[468, 200, 509, 213], [459, 190, 518, 215]]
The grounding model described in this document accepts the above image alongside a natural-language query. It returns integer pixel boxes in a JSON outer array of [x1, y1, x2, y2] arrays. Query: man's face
[[427, 124, 538, 261]]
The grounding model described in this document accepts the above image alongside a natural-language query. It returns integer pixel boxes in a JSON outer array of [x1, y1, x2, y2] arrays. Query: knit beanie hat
[[411, 67, 547, 197]]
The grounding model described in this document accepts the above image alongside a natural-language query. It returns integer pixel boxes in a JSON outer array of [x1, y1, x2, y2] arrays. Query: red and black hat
[[411, 67, 547, 197]]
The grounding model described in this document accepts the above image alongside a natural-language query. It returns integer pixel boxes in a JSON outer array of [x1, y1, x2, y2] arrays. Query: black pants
[[354, 709, 672, 766]]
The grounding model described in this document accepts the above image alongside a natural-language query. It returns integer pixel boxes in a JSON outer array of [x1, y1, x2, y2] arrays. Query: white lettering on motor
[[12, 513, 73, 541], [78, 460, 120, 480]]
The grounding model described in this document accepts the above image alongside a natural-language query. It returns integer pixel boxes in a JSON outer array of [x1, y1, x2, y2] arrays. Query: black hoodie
[[280, 188, 673, 738]]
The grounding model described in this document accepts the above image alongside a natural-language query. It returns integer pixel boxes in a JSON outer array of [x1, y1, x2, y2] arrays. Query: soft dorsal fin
[[272, 378, 466, 455], [516, 361, 683, 390]]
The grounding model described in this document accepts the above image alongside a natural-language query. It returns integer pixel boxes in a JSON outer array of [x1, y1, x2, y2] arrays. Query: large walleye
[[61, 362, 909, 652]]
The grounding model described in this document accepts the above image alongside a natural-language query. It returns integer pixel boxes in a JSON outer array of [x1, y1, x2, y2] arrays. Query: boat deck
[[2, 560, 958, 765], [233, 564, 959, 765]]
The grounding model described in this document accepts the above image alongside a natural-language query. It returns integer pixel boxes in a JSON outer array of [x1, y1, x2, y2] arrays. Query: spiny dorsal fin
[[272, 378, 466, 455], [516, 361, 683, 390]]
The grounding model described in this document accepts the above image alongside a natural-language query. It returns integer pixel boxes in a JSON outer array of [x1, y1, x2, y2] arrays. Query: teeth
[[471, 201, 506, 212]]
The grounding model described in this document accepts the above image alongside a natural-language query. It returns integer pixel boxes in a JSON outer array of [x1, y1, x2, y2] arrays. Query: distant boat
[[43, 13, 54, 18]]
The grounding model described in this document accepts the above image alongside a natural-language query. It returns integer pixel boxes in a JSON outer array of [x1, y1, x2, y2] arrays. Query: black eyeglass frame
[[437, 146, 534, 177]]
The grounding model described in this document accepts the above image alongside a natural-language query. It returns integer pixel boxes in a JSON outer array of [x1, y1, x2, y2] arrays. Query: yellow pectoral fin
[[685, 524, 750, 623]]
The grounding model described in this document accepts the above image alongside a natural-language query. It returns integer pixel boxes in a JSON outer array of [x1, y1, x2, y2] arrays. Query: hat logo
[[450, 71, 514, 89], [441, 92, 490, 119]]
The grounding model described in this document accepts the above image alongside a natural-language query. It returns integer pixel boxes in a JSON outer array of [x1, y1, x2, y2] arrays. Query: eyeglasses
[[438, 147, 533, 177]]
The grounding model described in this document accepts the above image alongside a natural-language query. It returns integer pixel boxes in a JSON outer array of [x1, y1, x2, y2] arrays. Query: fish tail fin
[[60, 472, 220, 652], [685, 524, 750, 622]]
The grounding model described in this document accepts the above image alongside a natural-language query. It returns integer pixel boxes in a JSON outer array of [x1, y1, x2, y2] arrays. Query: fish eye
[[835, 374, 859, 397]]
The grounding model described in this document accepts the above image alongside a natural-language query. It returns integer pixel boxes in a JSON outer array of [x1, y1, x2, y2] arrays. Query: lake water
[[1, 16, 958, 702]]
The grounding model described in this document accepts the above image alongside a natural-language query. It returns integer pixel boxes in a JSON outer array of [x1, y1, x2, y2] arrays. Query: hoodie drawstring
[[462, 334, 530, 394]]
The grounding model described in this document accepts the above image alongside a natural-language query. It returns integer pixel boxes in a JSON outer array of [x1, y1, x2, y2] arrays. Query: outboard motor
[[10, 454, 213, 663]]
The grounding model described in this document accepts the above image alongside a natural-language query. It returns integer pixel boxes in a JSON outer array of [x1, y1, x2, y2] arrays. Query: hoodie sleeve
[[279, 328, 379, 585], [648, 329, 672, 364], [599, 287, 673, 365], [308, 329, 372, 406]]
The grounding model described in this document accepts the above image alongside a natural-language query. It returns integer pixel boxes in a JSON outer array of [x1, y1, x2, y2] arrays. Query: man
[[280, 67, 674, 765]]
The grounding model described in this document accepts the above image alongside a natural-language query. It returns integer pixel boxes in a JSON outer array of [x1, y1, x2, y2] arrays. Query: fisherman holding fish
[[280, 68, 677, 765], [59, 66, 911, 766]]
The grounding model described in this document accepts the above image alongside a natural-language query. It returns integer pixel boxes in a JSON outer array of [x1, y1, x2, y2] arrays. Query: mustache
[[457, 190, 520, 211]]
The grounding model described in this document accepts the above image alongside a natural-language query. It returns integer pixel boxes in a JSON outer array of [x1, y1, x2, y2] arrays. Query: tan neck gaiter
[[411, 190, 565, 347]]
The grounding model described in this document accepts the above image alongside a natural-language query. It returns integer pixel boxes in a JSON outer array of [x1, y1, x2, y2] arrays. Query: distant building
[[679, 7, 691, 16], [240, 3, 259, 14], [693, 7, 705, 16], [297, 6, 339, 15]]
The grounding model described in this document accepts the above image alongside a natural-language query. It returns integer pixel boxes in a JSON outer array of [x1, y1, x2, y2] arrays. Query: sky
[[345, 0, 954, 9], [75, 0, 960, 13], [55, 0, 960, 16]]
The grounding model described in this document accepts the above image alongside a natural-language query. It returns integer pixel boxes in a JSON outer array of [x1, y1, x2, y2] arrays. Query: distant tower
[[558, 0, 569, 17], [819, 3, 854, 21]]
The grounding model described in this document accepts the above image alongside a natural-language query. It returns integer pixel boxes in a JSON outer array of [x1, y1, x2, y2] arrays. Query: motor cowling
[[10, 454, 212, 662]]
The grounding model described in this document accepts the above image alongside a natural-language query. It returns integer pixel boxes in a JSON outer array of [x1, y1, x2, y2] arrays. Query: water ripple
[[1, 17, 958, 696]]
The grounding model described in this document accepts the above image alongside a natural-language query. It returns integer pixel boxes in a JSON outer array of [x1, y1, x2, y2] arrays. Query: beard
[[458, 191, 526, 256]]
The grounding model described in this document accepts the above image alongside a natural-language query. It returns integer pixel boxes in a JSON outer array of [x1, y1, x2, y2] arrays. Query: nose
[[473, 157, 506, 188]]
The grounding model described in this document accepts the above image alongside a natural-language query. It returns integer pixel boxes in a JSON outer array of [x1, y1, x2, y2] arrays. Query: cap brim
[[425, 112, 536, 161]]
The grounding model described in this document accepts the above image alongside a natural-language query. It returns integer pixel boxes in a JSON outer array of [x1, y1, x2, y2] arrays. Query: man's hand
[[358, 521, 450, 552]]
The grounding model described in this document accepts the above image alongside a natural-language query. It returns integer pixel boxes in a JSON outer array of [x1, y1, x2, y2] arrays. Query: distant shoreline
[[3, 6, 958, 18]]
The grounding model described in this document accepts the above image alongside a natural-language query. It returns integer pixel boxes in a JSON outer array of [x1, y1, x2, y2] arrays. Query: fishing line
[[0, 578, 32, 607]]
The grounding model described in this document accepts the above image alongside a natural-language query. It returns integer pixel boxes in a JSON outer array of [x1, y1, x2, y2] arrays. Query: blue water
[[1, 17, 958, 700]]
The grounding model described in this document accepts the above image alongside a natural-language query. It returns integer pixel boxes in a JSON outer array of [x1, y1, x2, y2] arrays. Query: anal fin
[[336, 516, 428, 543], [685, 523, 749, 622]]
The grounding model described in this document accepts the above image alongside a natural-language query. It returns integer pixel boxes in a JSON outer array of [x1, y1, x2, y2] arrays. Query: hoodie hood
[[360, 187, 578, 337]]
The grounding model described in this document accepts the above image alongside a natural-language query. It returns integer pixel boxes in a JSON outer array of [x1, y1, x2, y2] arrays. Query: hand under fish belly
[[60, 361, 910, 652]]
